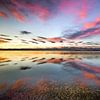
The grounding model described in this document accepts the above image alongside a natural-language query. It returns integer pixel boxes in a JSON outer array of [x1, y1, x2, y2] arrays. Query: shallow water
[[0, 51, 100, 88]]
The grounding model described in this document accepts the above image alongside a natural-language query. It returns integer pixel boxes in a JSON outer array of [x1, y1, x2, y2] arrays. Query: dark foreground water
[[0, 51, 100, 100]]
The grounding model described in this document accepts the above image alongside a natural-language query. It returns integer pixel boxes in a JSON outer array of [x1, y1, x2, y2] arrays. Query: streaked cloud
[[11, 9, 26, 22], [0, 0, 95, 22], [62, 17, 100, 39], [0, 37, 12, 43], [47, 37, 64, 43]]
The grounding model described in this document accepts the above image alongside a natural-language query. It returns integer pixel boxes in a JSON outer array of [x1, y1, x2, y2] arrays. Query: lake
[[0, 51, 100, 99]]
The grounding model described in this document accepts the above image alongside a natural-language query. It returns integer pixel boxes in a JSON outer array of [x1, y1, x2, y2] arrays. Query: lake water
[[0, 51, 100, 88]]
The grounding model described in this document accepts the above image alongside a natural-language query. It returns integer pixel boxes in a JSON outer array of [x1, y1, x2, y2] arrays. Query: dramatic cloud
[[62, 27, 100, 39], [62, 17, 100, 40], [0, 0, 100, 48], [0, 0, 94, 22], [0, 0, 56, 21]]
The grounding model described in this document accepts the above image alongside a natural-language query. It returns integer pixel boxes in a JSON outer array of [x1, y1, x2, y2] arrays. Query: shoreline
[[0, 49, 100, 54], [0, 48, 100, 51]]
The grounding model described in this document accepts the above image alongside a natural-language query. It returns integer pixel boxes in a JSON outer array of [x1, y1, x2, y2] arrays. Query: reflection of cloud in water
[[0, 64, 9, 66], [0, 51, 100, 88], [63, 62, 100, 74], [29, 57, 38, 60], [0, 57, 11, 63], [20, 66, 31, 70], [20, 57, 29, 61], [63, 61, 100, 86]]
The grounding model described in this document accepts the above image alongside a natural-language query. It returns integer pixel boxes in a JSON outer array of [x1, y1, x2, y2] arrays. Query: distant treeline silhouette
[[0, 47, 100, 51]]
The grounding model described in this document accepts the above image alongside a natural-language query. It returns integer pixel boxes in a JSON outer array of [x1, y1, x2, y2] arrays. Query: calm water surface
[[0, 51, 100, 88]]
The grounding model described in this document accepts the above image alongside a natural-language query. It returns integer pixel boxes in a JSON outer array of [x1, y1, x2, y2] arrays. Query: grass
[[0, 80, 100, 100]]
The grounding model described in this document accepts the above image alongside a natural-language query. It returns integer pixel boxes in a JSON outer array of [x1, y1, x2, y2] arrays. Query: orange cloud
[[0, 40, 8, 43], [0, 11, 7, 18], [84, 22, 96, 29], [0, 37, 12, 44]]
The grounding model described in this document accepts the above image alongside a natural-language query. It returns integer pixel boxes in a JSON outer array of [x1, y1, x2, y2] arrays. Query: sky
[[0, 0, 100, 49]]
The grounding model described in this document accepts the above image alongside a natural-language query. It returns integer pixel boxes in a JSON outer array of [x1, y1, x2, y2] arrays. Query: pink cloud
[[79, 0, 88, 20], [0, 0, 97, 23], [59, 0, 91, 21], [28, 4, 51, 21], [75, 28, 100, 39], [47, 37, 64, 42], [11, 9, 26, 22], [84, 17, 100, 29], [11, 0, 51, 21], [59, 0, 79, 14]]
